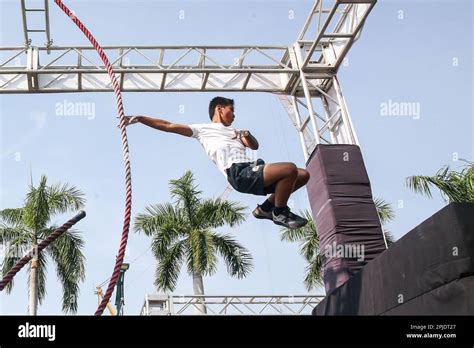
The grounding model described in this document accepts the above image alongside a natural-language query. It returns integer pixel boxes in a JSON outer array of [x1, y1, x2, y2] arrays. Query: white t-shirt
[[188, 122, 254, 177]]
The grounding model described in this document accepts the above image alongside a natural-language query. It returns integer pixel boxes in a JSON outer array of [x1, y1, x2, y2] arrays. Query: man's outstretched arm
[[124, 115, 193, 137]]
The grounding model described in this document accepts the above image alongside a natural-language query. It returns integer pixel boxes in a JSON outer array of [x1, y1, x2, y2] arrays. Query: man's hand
[[233, 129, 250, 139], [123, 115, 140, 127], [233, 129, 259, 150]]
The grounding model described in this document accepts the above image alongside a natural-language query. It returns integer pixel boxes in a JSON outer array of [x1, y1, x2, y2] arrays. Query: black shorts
[[225, 158, 277, 196]]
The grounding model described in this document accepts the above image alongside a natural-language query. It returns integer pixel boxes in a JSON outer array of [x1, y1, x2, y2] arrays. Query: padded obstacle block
[[312, 203, 474, 315], [305, 144, 387, 294]]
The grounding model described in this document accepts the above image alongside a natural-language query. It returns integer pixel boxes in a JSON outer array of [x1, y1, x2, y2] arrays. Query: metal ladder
[[20, 0, 52, 52]]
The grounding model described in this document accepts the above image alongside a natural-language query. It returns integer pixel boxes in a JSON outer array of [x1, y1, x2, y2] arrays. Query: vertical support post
[[293, 43, 321, 146], [115, 263, 129, 315], [290, 95, 310, 162]]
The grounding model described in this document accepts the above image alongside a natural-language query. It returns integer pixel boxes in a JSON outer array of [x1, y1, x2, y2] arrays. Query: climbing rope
[[0, 210, 86, 291], [53, 0, 133, 316]]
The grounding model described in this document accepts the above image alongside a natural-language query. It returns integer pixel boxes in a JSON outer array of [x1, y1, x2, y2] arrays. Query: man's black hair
[[209, 96, 234, 120]]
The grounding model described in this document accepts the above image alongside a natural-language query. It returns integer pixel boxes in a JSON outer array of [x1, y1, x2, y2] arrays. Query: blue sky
[[0, 0, 472, 315]]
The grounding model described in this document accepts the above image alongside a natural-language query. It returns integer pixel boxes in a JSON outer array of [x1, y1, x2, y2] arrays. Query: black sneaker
[[272, 206, 308, 229], [252, 204, 273, 221]]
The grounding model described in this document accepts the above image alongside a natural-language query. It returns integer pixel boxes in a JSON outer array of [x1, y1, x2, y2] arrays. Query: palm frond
[[212, 233, 253, 278], [280, 210, 320, 261], [300, 231, 320, 262], [46, 227, 86, 314], [154, 239, 187, 292], [383, 230, 396, 247], [280, 226, 309, 243], [47, 182, 86, 216], [195, 198, 247, 229], [134, 203, 187, 237], [169, 170, 202, 223], [24, 175, 50, 231], [0, 225, 28, 245], [0, 208, 25, 227], [405, 175, 435, 199], [151, 231, 184, 264], [136, 203, 188, 260], [373, 197, 395, 225], [187, 229, 217, 276], [406, 161, 474, 203], [1, 249, 20, 294], [303, 254, 324, 291], [188, 229, 202, 274], [1, 236, 30, 293]]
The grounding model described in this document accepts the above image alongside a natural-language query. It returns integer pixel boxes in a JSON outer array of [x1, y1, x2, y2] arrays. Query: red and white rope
[[53, 0, 133, 316]]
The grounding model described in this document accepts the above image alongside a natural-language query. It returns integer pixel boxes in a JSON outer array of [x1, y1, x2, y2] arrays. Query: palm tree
[[134, 170, 253, 314], [406, 160, 474, 203], [0, 175, 86, 315], [280, 198, 396, 291], [373, 197, 396, 246]]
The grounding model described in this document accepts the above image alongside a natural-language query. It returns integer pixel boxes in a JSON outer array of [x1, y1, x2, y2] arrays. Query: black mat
[[312, 203, 474, 315]]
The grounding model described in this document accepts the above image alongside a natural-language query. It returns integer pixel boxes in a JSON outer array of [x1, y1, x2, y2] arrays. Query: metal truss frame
[[140, 294, 324, 315], [2, 0, 375, 154]]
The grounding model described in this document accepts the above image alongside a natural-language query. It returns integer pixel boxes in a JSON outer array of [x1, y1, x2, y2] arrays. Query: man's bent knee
[[299, 169, 310, 184], [286, 163, 298, 178]]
